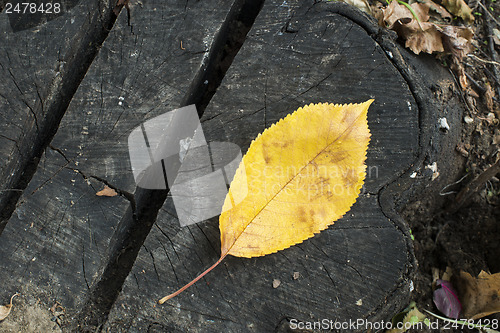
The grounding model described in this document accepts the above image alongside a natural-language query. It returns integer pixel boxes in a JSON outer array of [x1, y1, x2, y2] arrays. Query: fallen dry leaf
[[372, 2, 385, 25], [404, 23, 444, 55], [388, 306, 428, 333], [493, 28, 500, 46], [96, 185, 118, 197], [381, 1, 445, 54], [439, 25, 474, 60], [484, 84, 496, 113], [433, 279, 462, 319], [441, 0, 474, 23], [421, 0, 453, 22], [454, 61, 468, 90], [382, 0, 430, 30], [159, 101, 372, 303], [378, 0, 473, 56], [456, 270, 500, 319], [0, 294, 19, 321]]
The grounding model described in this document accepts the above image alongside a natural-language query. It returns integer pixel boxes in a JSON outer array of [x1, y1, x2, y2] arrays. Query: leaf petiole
[[158, 255, 227, 304]]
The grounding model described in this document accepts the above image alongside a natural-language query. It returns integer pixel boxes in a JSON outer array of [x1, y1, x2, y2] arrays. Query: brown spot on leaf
[[278, 140, 291, 148], [297, 206, 306, 220], [262, 144, 271, 164], [343, 168, 359, 186], [328, 151, 348, 164]]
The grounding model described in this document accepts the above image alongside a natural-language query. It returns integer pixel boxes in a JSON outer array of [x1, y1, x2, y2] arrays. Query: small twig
[[180, 40, 185, 50], [448, 68, 475, 113], [447, 158, 500, 213], [467, 54, 500, 67], [440, 173, 469, 196], [464, 71, 499, 102], [464, 71, 485, 94]]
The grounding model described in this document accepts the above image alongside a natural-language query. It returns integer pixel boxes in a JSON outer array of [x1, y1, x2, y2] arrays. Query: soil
[[399, 0, 500, 329]]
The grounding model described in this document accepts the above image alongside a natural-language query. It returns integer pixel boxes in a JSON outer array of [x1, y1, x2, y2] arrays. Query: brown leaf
[[456, 270, 500, 319], [484, 84, 496, 113], [372, 2, 385, 25], [456, 61, 468, 89], [441, 0, 474, 23], [387, 306, 428, 333], [404, 22, 444, 54], [381, 1, 444, 54], [0, 294, 19, 321], [421, 0, 453, 22], [493, 28, 500, 46], [439, 25, 473, 60], [96, 185, 118, 197], [382, 1, 430, 32]]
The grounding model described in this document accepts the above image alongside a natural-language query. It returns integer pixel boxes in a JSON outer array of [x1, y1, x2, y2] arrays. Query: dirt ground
[[399, 0, 500, 329]]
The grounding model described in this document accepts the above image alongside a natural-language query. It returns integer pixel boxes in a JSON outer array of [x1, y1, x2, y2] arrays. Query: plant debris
[[95, 185, 118, 197], [433, 279, 462, 318], [388, 303, 430, 333], [456, 270, 500, 319], [441, 0, 474, 23], [374, 0, 474, 56], [0, 293, 19, 321]]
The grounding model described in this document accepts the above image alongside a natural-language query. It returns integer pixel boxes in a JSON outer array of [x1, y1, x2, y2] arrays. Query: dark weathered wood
[[70, 1, 266, 330], [0, 0, 240, 330], [102, 1, 424, 332], [0, 0, 118, 233]]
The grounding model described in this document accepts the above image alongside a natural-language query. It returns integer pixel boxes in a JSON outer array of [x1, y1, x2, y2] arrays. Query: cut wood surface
[[0, 0, 238, 330], [0, 0, 466, 332], [103, 2, 418, 332]]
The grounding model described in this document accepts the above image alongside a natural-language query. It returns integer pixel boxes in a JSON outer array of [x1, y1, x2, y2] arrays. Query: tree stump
[[0, 0, 466, 332]]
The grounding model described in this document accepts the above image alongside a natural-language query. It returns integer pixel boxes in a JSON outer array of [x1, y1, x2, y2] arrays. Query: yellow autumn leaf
[[159, 100, 372, 303], [220, 101, 372, 257]]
